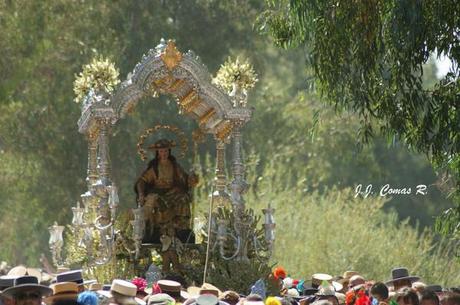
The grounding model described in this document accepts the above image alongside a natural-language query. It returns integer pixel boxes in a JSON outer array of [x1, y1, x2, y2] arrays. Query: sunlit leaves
[[260, 0, 460, 237]]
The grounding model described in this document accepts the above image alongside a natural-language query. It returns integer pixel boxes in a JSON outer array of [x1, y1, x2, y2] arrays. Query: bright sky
[[436, 55, 452, 78]]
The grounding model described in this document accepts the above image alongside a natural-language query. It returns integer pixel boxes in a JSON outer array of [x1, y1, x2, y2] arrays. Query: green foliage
[[271, 187, 460, 286], [205, 257, 272, 295], [192, 152, 460, 287], [245, 91, 453, 227], [260, 0, 460, 237], [0, 153, 48, 265], [436, 192, 460, 240], [235, 163, 460, 286], [0, 0, 456, 277]]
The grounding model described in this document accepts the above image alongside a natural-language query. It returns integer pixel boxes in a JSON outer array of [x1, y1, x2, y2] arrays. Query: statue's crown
[[148, 138, 176, 150]]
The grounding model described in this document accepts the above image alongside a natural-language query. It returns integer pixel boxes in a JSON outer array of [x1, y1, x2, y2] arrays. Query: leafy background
[[0, 0, 458, 285]]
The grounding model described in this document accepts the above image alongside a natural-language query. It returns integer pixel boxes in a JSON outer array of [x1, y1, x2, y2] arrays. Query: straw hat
[[89, 283, 102, 291], [98, 279, 144, 305], [338, 271, 360, 289], [342, 272, 359, 280], [187, 283, 223, 298], [45, 282, 79, 304], [7, 266, 27, 277], [312, 274, 333, 288], [157, 280, 189, 301], [7, 266, 48, 282], [111, 279, 137, 296], [312, 274, 343, 292]]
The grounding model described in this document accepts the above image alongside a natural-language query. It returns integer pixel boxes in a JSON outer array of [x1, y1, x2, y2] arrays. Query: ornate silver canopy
[[78, 39, 251, 138], [49, 39, 274, 267]]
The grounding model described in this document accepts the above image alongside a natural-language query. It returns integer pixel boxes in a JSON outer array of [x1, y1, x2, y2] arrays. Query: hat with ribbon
[[187, 283, 223, 298], [56, 270, 96, 286], [0, 276, 19, 292], [339, 272, 360, 288], [44, 282, 79, 304], [98, 279, 145, 305], [157, 280, 189, 301], [385, 268, 420, 286], [312, 274, 333, 288], [1, 276, 53, 298], [311, 274, 343, 293]]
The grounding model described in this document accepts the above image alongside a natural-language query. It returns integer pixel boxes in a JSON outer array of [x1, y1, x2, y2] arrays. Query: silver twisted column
[[98, 122, 112, 185], [213, 138, 231, 207], [87, 133, 99, 187], [230, 122, 250, 261]]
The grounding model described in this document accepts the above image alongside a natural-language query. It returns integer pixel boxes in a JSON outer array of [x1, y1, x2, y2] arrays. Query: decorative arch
[[79, 40, 246, 140]]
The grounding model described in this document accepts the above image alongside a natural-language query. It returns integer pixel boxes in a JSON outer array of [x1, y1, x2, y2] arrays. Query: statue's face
[[158, 148, 169, 160]]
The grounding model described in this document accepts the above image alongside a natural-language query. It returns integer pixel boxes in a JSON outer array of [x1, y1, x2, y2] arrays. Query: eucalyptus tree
[[259, 0, 460, 238]]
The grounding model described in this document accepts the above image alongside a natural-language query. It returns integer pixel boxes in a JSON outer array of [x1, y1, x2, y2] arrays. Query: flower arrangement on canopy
[[73, 56, 120, 103], [212, 56, 258, 92]]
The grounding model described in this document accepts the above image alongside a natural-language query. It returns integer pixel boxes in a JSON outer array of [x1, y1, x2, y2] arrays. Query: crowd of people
[[0, 266, 458, 305]]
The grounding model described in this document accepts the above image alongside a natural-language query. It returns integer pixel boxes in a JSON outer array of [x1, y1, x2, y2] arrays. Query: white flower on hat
[[287, 288, 300, 297], [282, 277, 294, 289]]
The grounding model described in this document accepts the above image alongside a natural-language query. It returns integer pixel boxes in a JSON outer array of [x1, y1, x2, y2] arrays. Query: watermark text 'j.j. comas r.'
[[354, 184, 428, 198]]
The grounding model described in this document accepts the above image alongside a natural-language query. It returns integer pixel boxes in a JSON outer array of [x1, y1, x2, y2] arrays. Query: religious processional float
[[47, 39, 276, 291]]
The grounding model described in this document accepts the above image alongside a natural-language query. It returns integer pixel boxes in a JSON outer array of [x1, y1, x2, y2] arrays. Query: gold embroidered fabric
[[157, 161, 174, 188], [140, 161, 174, 189]]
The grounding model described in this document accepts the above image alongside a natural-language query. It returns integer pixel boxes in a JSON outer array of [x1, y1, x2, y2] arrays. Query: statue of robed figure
[[135, 139, 198, 244]]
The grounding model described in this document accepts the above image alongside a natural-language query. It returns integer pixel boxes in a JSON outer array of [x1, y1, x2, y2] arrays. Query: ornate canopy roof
[[77, 39, 252, 140]]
